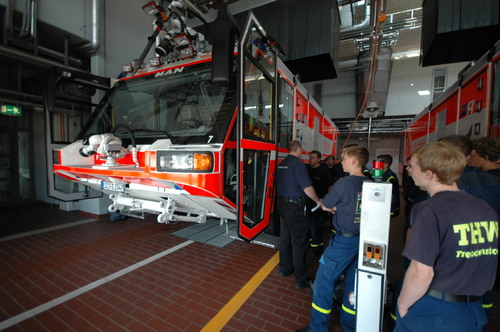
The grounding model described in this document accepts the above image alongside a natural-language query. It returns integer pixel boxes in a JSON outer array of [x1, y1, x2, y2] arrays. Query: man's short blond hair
[[413, 142, 466, 185]]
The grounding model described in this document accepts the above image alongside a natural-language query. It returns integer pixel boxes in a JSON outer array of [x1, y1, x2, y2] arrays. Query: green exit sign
[[0, 104, 22, 116]]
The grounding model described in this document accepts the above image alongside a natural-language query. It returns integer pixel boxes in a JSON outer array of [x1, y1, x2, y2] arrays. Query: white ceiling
[[188, 0, 425, 63], [338, 0, 423, 62]]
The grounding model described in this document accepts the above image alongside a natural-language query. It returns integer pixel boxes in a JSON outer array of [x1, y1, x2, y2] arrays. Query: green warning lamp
[[372, 160, 384, 182]]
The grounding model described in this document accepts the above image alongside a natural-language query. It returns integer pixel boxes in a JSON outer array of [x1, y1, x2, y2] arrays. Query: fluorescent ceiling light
[[392, 50, 420, 60], [406, 51, 420, 58], [418, 90, 430, 96]]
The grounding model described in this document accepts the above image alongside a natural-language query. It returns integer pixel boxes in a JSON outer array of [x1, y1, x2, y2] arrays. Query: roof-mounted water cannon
[[123, 1, 210, 77], [155, 1, 209, 60], [125, 1, 170, 76]]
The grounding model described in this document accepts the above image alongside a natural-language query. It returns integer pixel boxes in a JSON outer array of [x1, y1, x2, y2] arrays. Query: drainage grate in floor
[[172, 219, 236, 248]]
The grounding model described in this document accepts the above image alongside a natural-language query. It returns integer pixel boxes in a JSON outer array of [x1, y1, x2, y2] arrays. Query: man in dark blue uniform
[[307, 150, 334, 255], [377, 154, 400, 218], [469, 137, 500, 178], [275, 140, 322, 289], [395, 142, 498, 332], [439, 135, 500, 216], [324, 155, 339, 183]]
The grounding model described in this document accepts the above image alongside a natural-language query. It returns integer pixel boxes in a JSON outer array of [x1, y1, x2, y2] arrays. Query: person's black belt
[[337, 231, 359, 237], [278, 196, 306, 204], [426, 289, 481, 303]]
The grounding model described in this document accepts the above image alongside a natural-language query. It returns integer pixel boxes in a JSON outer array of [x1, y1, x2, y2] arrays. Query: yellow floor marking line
[[200, 251, 279, 332]]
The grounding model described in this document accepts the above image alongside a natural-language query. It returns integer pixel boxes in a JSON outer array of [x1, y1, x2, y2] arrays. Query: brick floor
[[0, 202, 498, 332]]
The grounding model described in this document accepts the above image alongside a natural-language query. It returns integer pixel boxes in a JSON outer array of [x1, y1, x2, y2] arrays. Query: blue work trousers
[[394, 294, 487, 332], [309, 234, 359, 332]]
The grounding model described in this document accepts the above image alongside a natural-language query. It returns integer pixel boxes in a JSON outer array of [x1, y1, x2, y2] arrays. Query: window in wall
[[432, 68, 447, 100]]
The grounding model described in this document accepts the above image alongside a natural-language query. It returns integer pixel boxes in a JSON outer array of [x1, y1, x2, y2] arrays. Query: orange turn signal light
[[193, 153, 212, 171]]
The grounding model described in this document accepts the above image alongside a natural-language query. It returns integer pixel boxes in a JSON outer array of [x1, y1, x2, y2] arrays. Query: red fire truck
[[402, 39, 500, 161], [53, 5, 339, 241]]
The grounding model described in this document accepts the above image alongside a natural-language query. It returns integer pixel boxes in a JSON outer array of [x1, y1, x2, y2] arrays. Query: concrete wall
[[304, 57, 469, 119], [385, 57, 467, 116], [103, 0, 156, 77], [1, 0, 86, 38]]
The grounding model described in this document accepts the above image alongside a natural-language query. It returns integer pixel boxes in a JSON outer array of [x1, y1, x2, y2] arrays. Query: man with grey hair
[[275, 140, 322, 289]]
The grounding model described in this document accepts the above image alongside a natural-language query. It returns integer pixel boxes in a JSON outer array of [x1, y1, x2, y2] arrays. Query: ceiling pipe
[[0, 88, 43, 102], [7, 0, 13, 33], [339, 0, 370, 34], [18, 0, 30, 38], [29, 0, 37, 39], [79, 0, 100, 53], [0, 44, 90, 74], [370, 0, 388, 28], [6, 38, 85, 67], [0, 88, 97, 108]]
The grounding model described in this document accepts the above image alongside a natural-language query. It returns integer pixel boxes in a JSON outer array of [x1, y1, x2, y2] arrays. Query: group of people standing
[[275, 140, 400, 331], [274, 135, 499, 332]]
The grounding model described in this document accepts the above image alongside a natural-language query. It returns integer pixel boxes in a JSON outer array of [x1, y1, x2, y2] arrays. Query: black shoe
[[278, 270, 293, 277], [296, 327, 313, 332], [295, 279, 311, 289]]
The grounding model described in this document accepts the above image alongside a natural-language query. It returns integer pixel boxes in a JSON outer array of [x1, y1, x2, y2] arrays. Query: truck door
[[237, 13, 278, 241]]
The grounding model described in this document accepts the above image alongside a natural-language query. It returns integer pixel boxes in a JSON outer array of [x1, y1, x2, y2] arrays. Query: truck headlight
[[157, 152, 213, 172]]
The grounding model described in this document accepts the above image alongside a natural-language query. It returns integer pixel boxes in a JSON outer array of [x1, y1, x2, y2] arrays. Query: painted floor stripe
[[0, 239, 194, 330], [0, 218, 96, 243], [200, 251, 279, 332]]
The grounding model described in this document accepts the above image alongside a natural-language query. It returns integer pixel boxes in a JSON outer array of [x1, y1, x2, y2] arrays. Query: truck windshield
[[79, 64, 235, 145]]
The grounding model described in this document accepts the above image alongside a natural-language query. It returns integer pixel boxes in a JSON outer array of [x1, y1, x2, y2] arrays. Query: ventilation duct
[[353, 0, 391, 115], [78, 0, 101, 53], [356, 46, 393, 115], [339, 0, 370, 36], [7, 0, 37, 39]]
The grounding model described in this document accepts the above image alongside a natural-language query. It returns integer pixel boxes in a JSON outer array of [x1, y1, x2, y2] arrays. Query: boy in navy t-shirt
[[395, 142, 498, 332], [298, 145, 370, 332]]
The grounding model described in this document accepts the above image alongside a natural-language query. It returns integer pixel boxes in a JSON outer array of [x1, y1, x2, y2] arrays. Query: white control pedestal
[[355, 181, 392, 332]]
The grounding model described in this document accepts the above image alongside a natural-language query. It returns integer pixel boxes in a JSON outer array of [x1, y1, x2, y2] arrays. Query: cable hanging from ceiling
[[343, 0, 387, 149]]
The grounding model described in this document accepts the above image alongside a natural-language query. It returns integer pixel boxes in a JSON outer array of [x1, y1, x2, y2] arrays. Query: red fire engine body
[[403, 39, 500, 160], [53, 11, 339, 241]]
